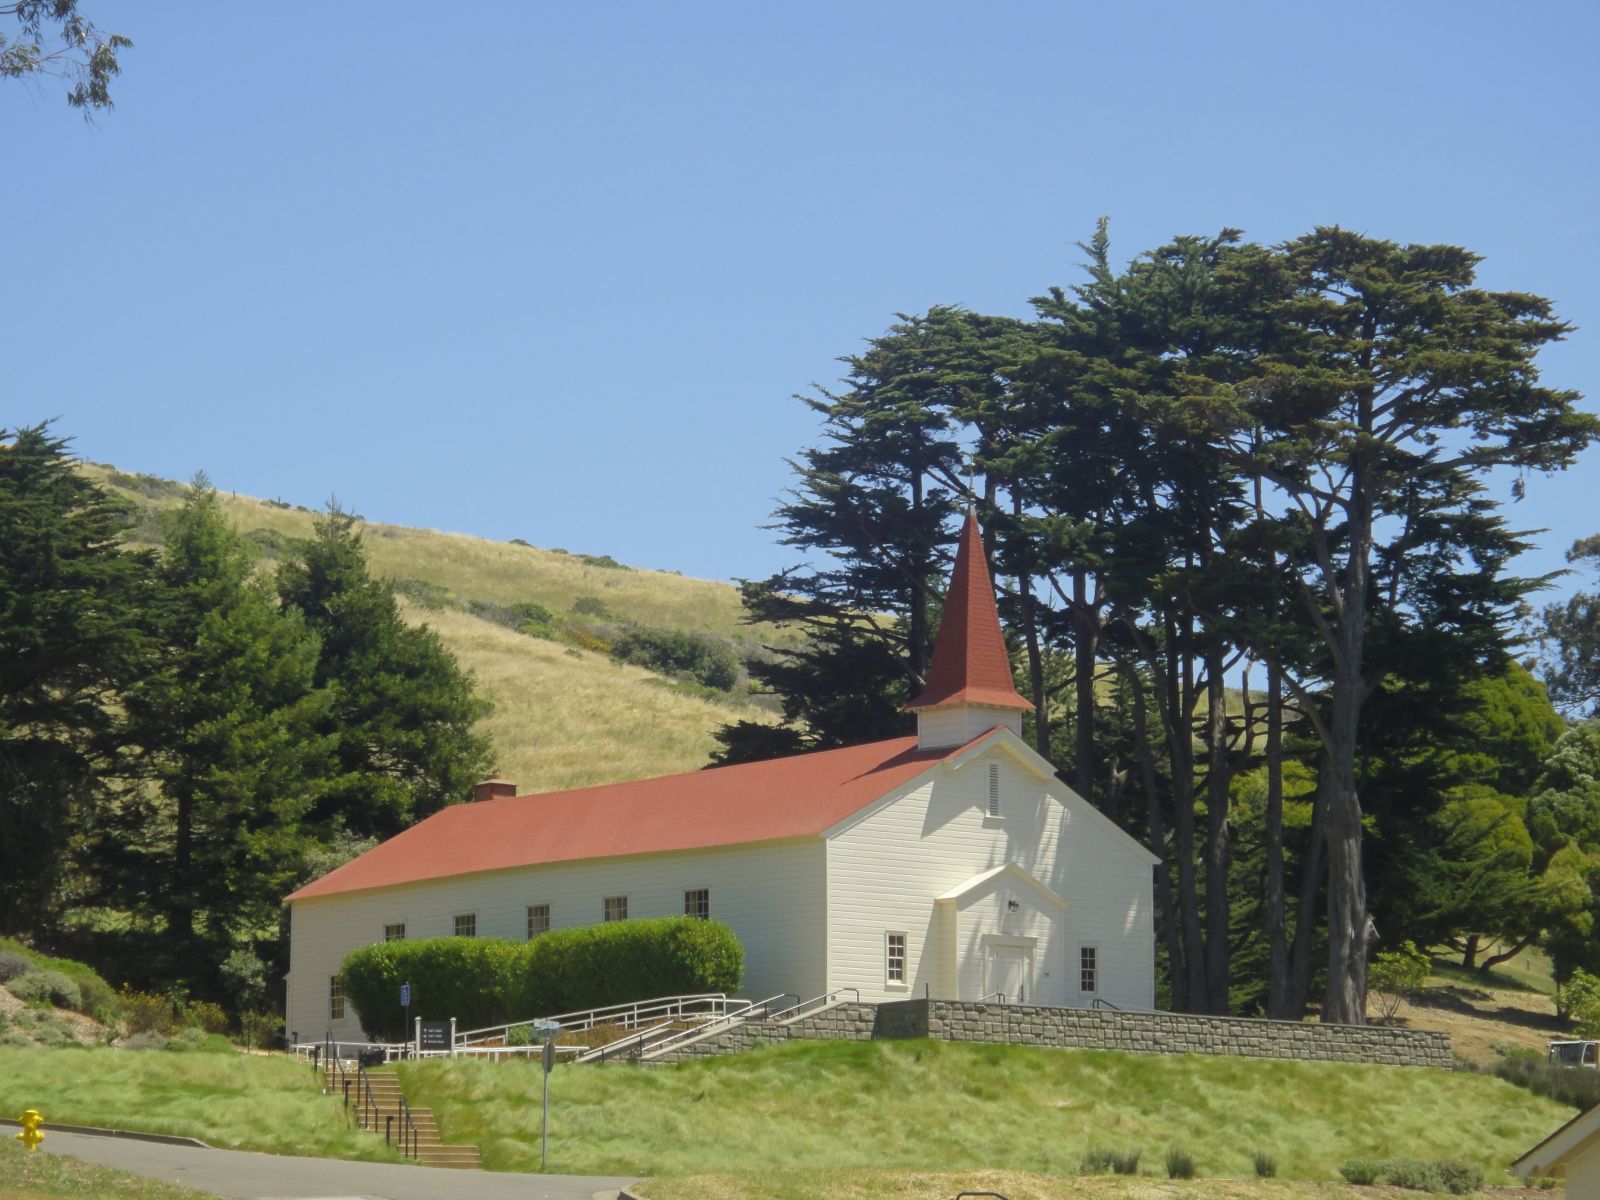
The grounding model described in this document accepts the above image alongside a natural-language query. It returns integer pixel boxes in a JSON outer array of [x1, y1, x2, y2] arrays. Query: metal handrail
[[395, 1093, 419, 1159], [589, 992, 796, 1064], [580, 1017, 686, 1064], [456, 992, 729, 1046], [768, 987, 858, 1022], [978, 991, 1007, 1004], [1091, 997, 1122, 1011]]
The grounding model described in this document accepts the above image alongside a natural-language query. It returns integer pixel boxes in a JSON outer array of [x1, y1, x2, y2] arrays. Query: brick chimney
[[472, 772, 518, 803]]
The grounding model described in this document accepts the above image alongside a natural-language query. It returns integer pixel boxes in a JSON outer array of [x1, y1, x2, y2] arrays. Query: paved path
[[40, 1129, 639, 1200]]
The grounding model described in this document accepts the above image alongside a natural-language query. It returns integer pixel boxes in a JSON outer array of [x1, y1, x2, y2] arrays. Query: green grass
[[633, 1172, 1502, 1200], [0, 1138, 220, 1200], [0, 1046, 400, 1163], [398, 1039, 1564, 1180]]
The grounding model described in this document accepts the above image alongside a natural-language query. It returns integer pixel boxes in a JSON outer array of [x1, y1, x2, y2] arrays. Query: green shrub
[[1165, 1146, 1197, 1179], [505, 1024, 534, 1047], [1381, 1157, 1443, 1192], [1368, 939, 1431, 1024], [1078, 1147, 1140, 1175], [1435, 1159, 1484, 1195], [183, 999, 230, 1035], [610, 625, 738, 691], [1251, 1149, 1277, 1178], [1490, 1047, 1600, 1110], [1340, 1159, 1382, 1185], [122, 1030, 168, 1051], [120, 986, 180, 1035], [0, 937, 118, 1020], [239, 1010, 282, 1051], [0, 950, 33, 982], [571, 595, 609, 617], [342, 918, 743, 1041], [9, 970, 81, 1010]]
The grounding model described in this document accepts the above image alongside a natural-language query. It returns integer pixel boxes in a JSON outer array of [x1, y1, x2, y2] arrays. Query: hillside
[[83, 464, 783, 792]]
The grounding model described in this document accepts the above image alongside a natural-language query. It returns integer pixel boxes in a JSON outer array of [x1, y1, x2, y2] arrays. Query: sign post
[[531, 1018, 561, 1170], [400, 982, 411, 1049]]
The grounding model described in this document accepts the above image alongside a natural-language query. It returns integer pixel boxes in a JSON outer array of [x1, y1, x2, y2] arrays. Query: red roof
[[906, 514, 1031, 713], [288, 735, 980, 901]]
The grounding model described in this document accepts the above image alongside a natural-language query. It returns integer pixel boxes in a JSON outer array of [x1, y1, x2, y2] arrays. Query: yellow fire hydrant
[[15, 1110, 44, 1152]]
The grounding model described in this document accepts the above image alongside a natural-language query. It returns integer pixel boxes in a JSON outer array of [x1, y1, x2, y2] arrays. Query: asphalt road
[[40, 1129, 639, 1200]]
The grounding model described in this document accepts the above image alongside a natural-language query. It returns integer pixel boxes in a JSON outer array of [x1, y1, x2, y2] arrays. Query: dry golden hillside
[[85, 464, 779, 791]]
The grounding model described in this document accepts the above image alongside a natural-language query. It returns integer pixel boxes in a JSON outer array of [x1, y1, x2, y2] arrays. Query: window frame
[[1079, 944, 1099, 994], [885, 931, 908, 988], [453, 912, 477, 938], [329, 974, 345, 1021], [683, 887, 710, 920], [526, 903, 550, 939], [603, 894, 629, 923], [383, 922, 406, 942]]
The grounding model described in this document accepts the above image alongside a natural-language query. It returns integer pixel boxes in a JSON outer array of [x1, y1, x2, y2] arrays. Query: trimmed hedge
[[341, 917, 743, 1040]]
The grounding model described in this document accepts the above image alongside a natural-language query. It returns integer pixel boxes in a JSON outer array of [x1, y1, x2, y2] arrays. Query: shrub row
[[1339, 1157, 1484, 1194], [0, 936, 119, 1023], [1490, 1047, 1600, 1111], [610, 625, 738, 691], [340, 917, 743, 1041]]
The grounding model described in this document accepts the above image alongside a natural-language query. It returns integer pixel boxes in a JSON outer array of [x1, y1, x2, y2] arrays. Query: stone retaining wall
[[640, 998, 1451, 1070], [878, 999, 1451, 1069], [645, 1001, 879, 1064]]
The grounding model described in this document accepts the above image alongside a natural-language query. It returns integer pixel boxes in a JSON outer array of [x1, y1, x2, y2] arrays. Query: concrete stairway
[[324, 1067, 481, 1169]]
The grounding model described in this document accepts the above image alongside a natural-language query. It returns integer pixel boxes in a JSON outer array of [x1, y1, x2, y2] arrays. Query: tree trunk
[[1127, 661, 1185, 1011], [1202, 654, 1231, 1014], [1072, 567, 1096, 806], [907, 463, 928, 680], [1321, 670, 1369, 1024], [1265, 659, 1292, 1019], [1013, 496, 1050, 757], [1461, 934, 1480, 971]]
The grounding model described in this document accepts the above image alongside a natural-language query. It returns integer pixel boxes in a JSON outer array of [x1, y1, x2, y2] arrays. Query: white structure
[[285, 516, 1157, 1043], [1513, 1102, 1600, 1190]]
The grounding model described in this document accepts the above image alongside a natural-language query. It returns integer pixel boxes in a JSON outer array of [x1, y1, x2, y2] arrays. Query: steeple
[[906, 513, 1030, 749]]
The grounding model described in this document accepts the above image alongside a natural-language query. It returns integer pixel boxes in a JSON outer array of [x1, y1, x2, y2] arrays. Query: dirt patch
[[0, 983, 107, 1047], [1389, 980, 1566, 1065]]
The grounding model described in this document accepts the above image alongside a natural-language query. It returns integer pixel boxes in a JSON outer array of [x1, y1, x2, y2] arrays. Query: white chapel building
[[285, 516, 1158, 1042]]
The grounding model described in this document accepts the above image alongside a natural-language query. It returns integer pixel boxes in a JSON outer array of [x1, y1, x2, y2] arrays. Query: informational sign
[[418, 1020, 451, 1051], [399, 983, 411, 1008]]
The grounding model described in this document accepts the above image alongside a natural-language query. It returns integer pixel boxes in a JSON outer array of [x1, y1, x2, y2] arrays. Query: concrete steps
[[323, 1067, 482, 1169]]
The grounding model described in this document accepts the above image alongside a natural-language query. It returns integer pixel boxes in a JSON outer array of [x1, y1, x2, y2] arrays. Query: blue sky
[[7, 1, 1598, 597]]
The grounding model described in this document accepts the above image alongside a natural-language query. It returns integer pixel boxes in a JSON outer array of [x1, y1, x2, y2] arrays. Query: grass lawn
[[633, 1172, 1553, 1200], [0, 1138, 219, 1200], [0, 1046, 400, 1163], [397, 1038, 1566, 1181]]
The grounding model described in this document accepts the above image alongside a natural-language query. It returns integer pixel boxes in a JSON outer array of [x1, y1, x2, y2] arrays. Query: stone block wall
[[914, 1000, 1452, 1069], [645, 1001, 879, 1064]]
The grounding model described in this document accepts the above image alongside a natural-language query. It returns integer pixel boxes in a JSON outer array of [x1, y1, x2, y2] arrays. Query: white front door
[[986, 943, 1031, 1003]]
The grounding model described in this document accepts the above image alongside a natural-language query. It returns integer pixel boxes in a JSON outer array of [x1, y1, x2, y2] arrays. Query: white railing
[[977, 991, 1006, 1004], [768, 987, 860, 1023], [614, 992, 797, 1064], [455, 993, 730, 1048]]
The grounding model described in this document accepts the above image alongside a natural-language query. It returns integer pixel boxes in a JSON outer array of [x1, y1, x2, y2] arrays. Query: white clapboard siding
[[287, 838, 826, 1043], [824, 737, 1155, 1008]]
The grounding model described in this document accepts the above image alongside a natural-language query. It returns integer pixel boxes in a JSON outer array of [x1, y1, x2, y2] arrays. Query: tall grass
[[399, 1038, 1566, 1178], [0, 1045, 400, 1162], [0, 1137, 217, 1200]]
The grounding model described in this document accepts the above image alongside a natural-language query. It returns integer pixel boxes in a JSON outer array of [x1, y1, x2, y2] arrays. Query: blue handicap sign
[[400, 984, 411, 1007]]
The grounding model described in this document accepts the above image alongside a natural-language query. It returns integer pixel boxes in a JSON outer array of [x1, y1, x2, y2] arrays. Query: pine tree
[[277, 505, 490, 837], [0, 424, 150, 935]]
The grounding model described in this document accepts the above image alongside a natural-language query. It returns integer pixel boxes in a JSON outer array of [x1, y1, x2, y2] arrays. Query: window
[[383, 922, 406, 942], [604, 895, 628, 922], [684, 888, 710, 920], [453, 913, 476, 938], [886, 932, 907, 985], [527, 903, 550, 938], [986, 762, 1001, 817], [329, 975, 345, 1020], [1080, 946, 1098, 994]]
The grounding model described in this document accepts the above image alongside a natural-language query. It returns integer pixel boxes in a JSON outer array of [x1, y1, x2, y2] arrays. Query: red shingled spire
[[906, 513, 1031, 713]]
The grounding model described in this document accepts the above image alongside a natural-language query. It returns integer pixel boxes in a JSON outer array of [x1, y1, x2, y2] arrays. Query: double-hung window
[[1080, 946, 1099, 994], [684, 888, 710, 920], [527, 903, 550, 938], [604, 895, 628, 922], [329, 975, 345, 1020], [453, 913, 477, 938], [886, 932, 907, 985], [383, 922, 406, 942]]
